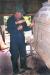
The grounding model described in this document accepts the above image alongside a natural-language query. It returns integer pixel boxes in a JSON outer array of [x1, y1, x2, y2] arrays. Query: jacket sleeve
[[7, 17, 11, 33], [7, 16, 14, 34]]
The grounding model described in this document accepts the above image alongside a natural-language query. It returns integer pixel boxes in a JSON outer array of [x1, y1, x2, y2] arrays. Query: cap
[[16, 4, 25, 14]]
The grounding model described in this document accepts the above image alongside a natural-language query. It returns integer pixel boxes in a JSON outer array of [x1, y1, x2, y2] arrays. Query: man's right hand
[[15, 20, 25, 24]]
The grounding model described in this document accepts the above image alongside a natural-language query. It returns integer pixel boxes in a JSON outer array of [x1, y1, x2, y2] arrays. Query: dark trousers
[[10, 32, 27, 73]]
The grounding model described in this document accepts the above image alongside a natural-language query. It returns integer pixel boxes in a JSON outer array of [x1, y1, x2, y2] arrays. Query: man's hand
[[15, 20, 25, 24], [17, 25, 23, 31]]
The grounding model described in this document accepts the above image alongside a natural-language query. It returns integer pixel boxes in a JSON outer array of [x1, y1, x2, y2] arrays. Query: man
[[7, 5, 32, 74]]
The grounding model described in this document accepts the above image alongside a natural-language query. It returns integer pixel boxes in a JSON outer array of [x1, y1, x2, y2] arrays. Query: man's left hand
[[17, 25, 23, 31]]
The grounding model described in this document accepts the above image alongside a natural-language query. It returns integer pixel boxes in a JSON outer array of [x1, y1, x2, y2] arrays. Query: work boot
[[21, 65, 32, 71], [18, 68, 25, 74], [24, 66, 32, 70]]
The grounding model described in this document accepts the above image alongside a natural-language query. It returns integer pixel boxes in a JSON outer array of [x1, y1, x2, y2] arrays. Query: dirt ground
[[14, 54, 50, 75]]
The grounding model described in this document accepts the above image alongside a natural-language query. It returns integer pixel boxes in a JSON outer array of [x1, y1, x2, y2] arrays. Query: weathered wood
[[33, 1, 50, 69], [48, 0, 50, 3]]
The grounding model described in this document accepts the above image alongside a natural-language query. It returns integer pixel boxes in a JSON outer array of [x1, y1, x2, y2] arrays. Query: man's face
[[15, 12, 23, 19]]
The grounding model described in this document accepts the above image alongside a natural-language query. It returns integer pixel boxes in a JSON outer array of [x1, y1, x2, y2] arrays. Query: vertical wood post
[[48, 0, 50, 3]]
